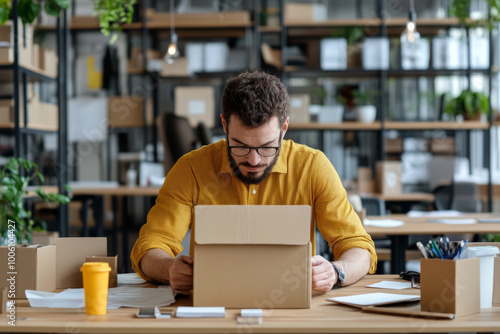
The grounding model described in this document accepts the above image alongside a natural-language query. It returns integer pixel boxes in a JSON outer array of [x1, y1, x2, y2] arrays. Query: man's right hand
[[168, 255, 194, 294]]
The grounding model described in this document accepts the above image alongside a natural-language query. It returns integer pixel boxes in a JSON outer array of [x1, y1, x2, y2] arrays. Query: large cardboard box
[[288, 94, 310, 123], [421, 258, 480, 317], [174, 86, 215, 128], [194, 205, 312, 309], [0, 245, 56, 299], [32, 231, 59, 246], [86, 255, 118, 288], [376, 161, 402, 195], [56, 237, 107, 289]]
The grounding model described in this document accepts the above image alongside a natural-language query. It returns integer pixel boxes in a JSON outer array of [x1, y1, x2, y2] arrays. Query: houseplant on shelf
[[0, 157, 71, 245], [337, 88, 379, 123], [0, 0, 69, 25], [444, 89, 489, 121], [450, 0, 500, 30]]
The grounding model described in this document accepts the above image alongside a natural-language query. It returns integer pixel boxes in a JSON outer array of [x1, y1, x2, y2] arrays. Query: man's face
[[223, 115, 287, 185]]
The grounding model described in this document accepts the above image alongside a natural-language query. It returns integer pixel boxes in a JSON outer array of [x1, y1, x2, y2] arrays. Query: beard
[[227, 149, 280, 185]]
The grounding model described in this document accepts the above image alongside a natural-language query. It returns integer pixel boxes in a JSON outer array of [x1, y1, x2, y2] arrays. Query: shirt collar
[[220, 140, 288, 174]]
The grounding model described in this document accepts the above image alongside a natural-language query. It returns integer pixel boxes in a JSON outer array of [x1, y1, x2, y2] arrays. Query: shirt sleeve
[[312, 152, 377, 274], [131, 156, 198, 280]]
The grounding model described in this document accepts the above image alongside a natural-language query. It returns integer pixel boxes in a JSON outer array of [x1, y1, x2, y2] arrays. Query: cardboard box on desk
[[0, 245, 56, 299], [56, 237, 107, 289], [376, 161, 402, 195], [421, 258, 480, 317], [194, 205, 312, 309], [174, 86, 215, 128]]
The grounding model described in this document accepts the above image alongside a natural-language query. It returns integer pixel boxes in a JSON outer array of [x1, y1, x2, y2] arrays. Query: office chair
[[156, 113, 200, 174], [433, 182, 482, 212]]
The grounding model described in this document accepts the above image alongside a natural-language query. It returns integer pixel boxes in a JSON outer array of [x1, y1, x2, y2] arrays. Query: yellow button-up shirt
[[131, 139, 377, 279]]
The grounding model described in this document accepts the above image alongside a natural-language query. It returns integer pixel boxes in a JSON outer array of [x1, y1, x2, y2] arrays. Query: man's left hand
[[311, 255, 337, 293]]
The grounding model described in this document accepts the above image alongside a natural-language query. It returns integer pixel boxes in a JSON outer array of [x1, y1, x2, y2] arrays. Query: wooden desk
[[365, 213, 500, 273], [2, 275, 499, 333]]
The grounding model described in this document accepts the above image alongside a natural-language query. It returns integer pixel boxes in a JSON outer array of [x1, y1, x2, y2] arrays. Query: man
[[131, 71, 376, 294]]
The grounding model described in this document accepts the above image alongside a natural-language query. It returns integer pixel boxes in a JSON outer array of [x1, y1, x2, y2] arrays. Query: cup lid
[[80, 262, 111, 272]]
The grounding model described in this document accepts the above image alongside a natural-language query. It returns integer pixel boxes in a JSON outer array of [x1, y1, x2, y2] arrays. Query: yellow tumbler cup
[[80, 262, 111, 315]]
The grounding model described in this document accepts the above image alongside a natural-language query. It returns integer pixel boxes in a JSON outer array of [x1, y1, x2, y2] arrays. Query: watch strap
[[331, 263, 345, 289]]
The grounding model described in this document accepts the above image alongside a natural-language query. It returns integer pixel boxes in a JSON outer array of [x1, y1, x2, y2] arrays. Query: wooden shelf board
[[289, 121, 381, 130], [0, 123, 57, 131], [285, 18, 381, 27], [147, 21, 252, 29], [384, 121, 489, 130], [38, 22, 143, 31], [259, 26, 282, 33], [385, 17, 461, 26]]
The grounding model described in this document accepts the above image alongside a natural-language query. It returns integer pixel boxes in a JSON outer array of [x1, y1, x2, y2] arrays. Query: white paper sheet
[[117, 273, 147, 285], [427, 219, 477, 225], [327, 293, 420, 307], [364, 219, 404, 228], [366, 281, 412, 290], [407, 210, 464, 217], [26, 286, 175, 309]]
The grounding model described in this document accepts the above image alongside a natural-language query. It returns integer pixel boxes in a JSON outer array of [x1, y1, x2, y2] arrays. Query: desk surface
[[71, 186, 161, 196], [366, 213, 500, 236], [2, 275, 499, 334]]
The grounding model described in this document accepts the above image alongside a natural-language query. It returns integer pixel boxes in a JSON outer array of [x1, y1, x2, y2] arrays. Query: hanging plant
[[92, 0, 136, 44], [450, 0, 500, 30], [0, 0, 69, 25]]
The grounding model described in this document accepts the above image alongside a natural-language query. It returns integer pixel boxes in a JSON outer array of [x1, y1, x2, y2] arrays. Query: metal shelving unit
[[0, 0, 69, 236]]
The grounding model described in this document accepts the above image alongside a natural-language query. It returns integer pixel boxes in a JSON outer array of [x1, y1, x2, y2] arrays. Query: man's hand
[[311, 255, 337, 293], [168, 255, 194, 294]]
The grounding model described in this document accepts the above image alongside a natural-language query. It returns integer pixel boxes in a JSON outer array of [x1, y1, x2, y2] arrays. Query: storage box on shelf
[[108, 96, 153, 128], [0, 19, 33, 66], [0, 96, 58, 131], [284, 3, 327, 24]]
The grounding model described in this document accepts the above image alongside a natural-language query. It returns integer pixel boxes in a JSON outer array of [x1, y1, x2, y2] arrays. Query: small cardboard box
[[161, 57, 189, 77], [284, 3, 327, 23], [86, 255, 118, 288], [288, 94, 310, 122], [194, 205, 312, 309], [56, 237, 107, 289], [421, 258, 480, 317], [174, 86, 215, 128], [357, 167, 375, 194], [376, 161, 402, 195], [430, 137, 455, 154], [0, 19, 33, 66], [0, 245, 56, 299], [108, 96, 145, 128], [39, 47, 58, 77]]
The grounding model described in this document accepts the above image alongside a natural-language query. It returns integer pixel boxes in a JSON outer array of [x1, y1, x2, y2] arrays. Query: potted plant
[[444, 89, 489, 121], [450, 0, 500, 30], [337, 88, 378, 123], [0, 0, 69, 25], [0, 157, 71, 244]]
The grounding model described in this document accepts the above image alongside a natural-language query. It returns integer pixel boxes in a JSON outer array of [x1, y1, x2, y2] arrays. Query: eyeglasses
[[226, 130, 282, 157], [399, 270, 421, 289]]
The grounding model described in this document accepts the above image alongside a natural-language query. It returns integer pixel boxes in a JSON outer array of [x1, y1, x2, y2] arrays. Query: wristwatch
[[331, 263, 345, 289]]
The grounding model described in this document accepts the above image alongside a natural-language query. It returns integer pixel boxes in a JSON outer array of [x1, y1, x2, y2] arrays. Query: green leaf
[[44, 0, 61, 17], [0, 3, 10, 25], [36, 172, 45, 183], [18, 0, 40, 24]]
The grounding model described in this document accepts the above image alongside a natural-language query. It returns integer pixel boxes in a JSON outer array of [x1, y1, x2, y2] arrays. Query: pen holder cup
[[420, 258, 480, 317]]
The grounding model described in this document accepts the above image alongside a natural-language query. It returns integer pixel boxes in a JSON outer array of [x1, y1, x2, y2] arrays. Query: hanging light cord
[[170, 0, 175, 36]]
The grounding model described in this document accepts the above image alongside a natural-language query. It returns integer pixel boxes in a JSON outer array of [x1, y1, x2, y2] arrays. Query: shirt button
[[252, 190, 257, 195]]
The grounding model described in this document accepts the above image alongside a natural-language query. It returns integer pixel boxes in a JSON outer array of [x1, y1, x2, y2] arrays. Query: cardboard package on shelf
[[175, 86, 215, 128], [376, 161, 402, 195], [0, 19, 33, 66], [284, 3, 327, 24], [39, 47, 58, 77], [108, 96, 153, 128]]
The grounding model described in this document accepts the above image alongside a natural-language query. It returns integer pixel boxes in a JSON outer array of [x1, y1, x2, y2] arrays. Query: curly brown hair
[[222, 70, 289, 128]]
